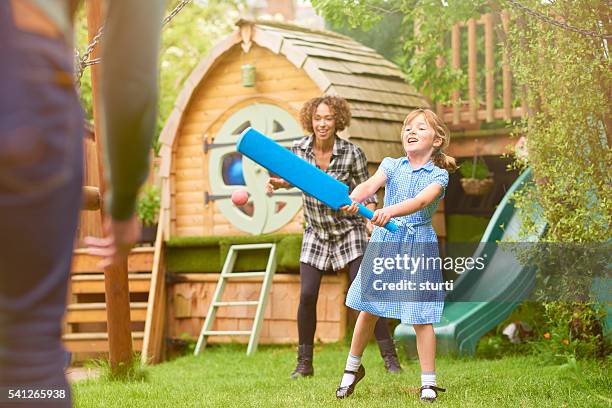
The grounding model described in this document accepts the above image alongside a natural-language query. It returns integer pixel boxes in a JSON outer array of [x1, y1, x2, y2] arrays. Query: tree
[[74, 0, 247, 150], [312, 0, 611, 244]]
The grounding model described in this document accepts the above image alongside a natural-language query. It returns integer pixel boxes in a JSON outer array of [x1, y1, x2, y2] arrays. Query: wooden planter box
[[167, 273, 348, 344]]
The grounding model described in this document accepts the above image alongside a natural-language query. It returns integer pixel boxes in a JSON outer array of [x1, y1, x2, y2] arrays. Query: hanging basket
[[459, 142, 493, 196], [460, 176, 494, 196]]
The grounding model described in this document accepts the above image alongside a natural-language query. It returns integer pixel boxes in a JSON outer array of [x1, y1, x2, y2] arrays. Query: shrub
[[459, 159, 490, 180], [532, 302, 608, 363], [137, 185, 160, 227]]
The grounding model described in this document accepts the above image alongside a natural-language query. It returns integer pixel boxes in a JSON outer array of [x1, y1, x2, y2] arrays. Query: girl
[[336, 108, 457, 402]]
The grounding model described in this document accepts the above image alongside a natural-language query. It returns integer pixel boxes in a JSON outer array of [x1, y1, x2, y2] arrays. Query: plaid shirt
[[291, 135, 377, 271]]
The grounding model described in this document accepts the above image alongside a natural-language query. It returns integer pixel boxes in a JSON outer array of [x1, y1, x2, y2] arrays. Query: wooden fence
[[435, 12, 527, 127]]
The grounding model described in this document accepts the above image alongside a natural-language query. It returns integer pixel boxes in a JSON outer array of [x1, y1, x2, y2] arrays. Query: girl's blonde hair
[[402, 108, 457, 172]]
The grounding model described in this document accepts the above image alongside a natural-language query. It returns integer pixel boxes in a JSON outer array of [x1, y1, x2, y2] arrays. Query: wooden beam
[[141, 211, 167, 365], [435, 54, 445, 116], [451, 24, 461, 125], [467, 18, 478, 123], [501, 11, 512, 121], [86, 0, 133, 375], [484, 13, 495, 123], [81, 186, 101, 211], [72, 247, 154, 274], [446, 133, 514, 157]]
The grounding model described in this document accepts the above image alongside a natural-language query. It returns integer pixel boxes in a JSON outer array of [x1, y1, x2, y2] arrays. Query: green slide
[[395, 168, 547, 355]]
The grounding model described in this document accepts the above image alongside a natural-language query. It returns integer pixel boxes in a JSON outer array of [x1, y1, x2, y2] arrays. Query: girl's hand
[[370, 208, 393, 227], [340, 201, 359, 214], [265, 177, 290, 194]]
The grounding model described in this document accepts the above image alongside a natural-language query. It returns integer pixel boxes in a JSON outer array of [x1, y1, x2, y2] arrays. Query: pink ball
[[231, 189, 249, 206]]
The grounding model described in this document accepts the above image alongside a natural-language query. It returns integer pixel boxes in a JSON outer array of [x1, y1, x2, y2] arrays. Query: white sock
[[340, 353, 361, 387], [421, 372, 437, 399]]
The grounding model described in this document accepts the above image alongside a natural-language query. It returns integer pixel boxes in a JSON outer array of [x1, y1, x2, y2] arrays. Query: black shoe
[[289, 344, 314, 379], [335, 365, 365, 399], [419, 385, 446, 402], [378, 339, 402, 373]]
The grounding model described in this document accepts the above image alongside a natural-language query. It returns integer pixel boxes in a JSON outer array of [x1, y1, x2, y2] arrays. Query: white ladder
[[194, 243, 277, 356]]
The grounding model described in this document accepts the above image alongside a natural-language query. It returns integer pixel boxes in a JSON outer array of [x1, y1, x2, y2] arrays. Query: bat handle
[[355, 203, 398, 233]]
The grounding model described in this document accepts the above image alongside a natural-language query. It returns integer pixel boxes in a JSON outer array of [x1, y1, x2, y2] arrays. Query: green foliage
[[323, 7, 404, 62], [531, 302, 608, 363], [74, 0, 246, 148], [478, 300, 610, 363], [459, 159, 490, 180], [136, 185, 160, 226], [312, 0, 491, 104], [505, 0, 611, 244], [313, 0, 610, 243]]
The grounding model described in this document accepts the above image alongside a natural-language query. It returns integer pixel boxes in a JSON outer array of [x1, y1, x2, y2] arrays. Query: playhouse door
[[208, 103, 303, 235]]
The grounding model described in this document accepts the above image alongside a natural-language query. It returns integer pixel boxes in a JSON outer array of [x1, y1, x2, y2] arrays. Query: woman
[[266, 96, 402, 378]]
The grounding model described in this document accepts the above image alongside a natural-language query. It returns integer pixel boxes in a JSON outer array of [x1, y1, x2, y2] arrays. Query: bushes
[[477, 301, 609, 362], [533, 302, 608, 363]]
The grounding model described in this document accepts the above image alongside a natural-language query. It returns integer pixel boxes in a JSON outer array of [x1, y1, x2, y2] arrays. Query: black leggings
[[297, 256, 392, 345]]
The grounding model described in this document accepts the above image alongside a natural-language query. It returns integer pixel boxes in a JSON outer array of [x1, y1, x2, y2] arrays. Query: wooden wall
[[171, 44, 320, 237], [168, 273, 348, 344]]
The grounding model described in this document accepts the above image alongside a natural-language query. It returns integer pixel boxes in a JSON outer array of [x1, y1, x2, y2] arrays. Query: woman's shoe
[[377, 339, 402, 373], [419, 385, 446, 402], [289, 344, 314, 379], [335, 365, 365, 399]]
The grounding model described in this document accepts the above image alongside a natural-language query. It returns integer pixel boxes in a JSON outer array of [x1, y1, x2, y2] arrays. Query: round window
[[208, 103, 303, 234]]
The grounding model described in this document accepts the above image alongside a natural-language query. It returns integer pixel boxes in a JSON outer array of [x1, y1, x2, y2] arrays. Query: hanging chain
[[162, 0, 192, 26], [75, 23, 104, 82], [75, 0, 193, 83], [505, 0, 612, 40]]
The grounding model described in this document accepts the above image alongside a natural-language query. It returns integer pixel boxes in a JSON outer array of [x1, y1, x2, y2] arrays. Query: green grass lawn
[[73, 343, 611, 408]]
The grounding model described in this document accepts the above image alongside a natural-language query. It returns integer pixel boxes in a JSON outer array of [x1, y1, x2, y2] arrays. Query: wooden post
[[141, 211, 167, 364], [484, 13, 495, 123], [501, 11, 513, 121], [467, 18, 478, 123], [451, 24, 461, 125], [435, 54, 445, 116], [86, 0, 134, 374]]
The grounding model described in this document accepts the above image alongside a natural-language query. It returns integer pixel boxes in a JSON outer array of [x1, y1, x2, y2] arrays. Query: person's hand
[[84, 214, 141, 269], [265, 177, 290, 194], [366, 220, 374, 235], [370, 208, 393, 227], [340, 201, 359, 214]]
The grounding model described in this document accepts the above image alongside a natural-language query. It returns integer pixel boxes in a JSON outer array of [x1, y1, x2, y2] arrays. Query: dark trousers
[[298, 256, 392, 345], [0, 2, 83, 406]]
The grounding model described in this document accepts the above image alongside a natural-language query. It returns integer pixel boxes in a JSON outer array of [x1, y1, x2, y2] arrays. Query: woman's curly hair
[[299, 95, 351, 134]]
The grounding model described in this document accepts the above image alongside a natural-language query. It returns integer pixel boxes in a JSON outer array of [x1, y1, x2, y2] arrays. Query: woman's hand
[[340, 201, 359, 214], [366, 220, 374, 235], [265, 177, 290, 194], [370, 208, 393, 227]]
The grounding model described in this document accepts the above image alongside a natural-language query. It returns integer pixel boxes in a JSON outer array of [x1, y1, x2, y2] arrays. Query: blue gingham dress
[[345, 157, 449, 324]]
